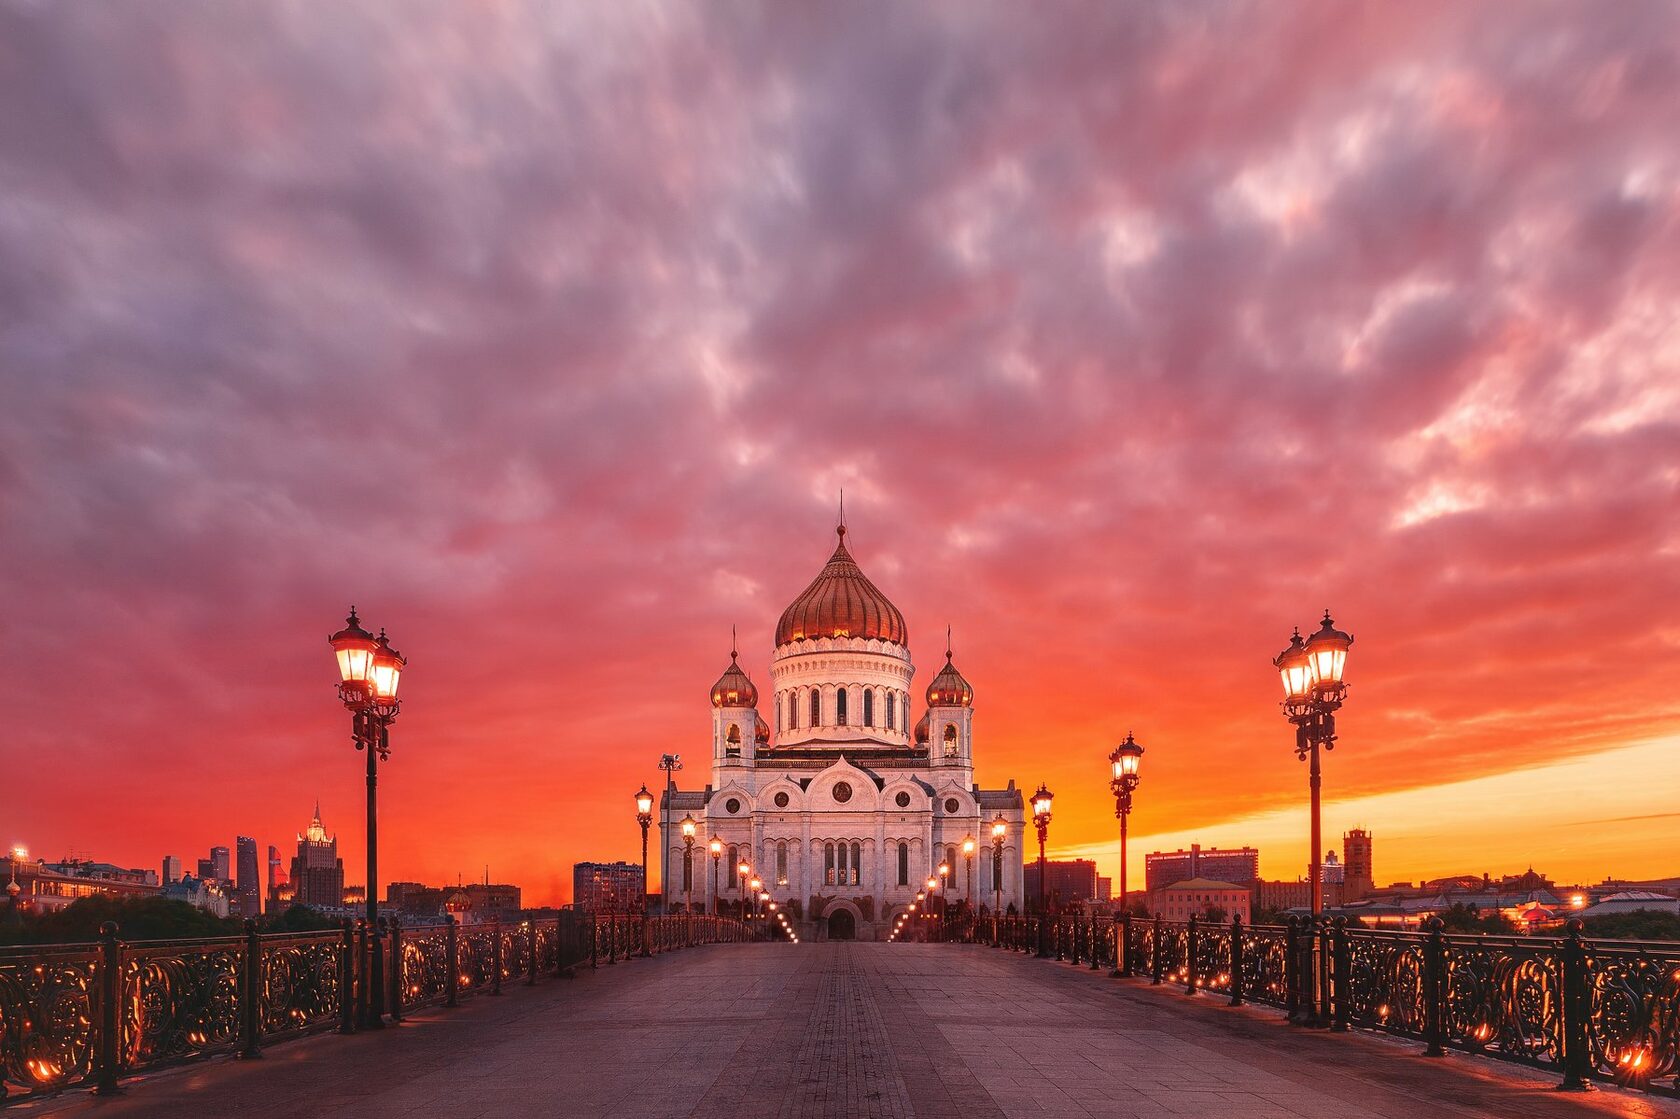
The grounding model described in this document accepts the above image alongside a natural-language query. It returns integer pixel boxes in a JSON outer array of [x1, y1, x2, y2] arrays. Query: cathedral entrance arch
[[827, 908, 856, 940]]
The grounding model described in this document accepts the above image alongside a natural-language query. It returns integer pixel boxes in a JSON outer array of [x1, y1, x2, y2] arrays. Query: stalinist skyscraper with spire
[[661, 513, 1026, 940], [289, 802, 346, 909]]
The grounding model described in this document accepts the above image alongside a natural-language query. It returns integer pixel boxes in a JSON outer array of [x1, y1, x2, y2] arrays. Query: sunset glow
[[2, 4, 1677, 906]]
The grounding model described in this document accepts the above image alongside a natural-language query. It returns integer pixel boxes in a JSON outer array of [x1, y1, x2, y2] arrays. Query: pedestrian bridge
[[25, 942, 1674, 1119]]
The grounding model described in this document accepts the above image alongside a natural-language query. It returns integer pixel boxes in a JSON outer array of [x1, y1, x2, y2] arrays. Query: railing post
[[1112, 914, 1128, 978], [1558, 919, 1592, 1091], [558, 915, 574, 978], [1229, 915, 1244, 1007], [355, 919, 372, 1029], [490, 917, 503, 995], [338, 919, 357, 1033], [387, 917, 405, 1024], [240, 919, 263, 1059], [1151, 914, 1164, 985], [1422, 916, 1445, 1057], [1088, 917, 1099, 970], [1315, 915, 1332, 1028], [1284, 916, 1300, 1024], [96, 921, 123, 1096], [1186, 914, 1199, 995], [445, 915, 459, 1008], [1330, 917, 1349, 1031]]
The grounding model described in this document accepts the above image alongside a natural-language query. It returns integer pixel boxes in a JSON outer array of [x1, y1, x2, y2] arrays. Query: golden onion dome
[[925, 649, 974, 707], [775, 525, 907, 647], [710, 651, 758, 709]]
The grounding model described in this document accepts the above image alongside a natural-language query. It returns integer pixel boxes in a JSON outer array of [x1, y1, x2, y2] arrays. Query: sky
[[1, 3, 1677, 906]]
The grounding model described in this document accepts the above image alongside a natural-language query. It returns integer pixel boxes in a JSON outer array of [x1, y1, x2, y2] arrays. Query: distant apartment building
[[162, 855, 183, 884], [1151, 878, 1252, 923], [573, 862, 644, 914], [387, 879, 523, 918], [1096, 876, 1113, 902], [1023, 859, 1101, 910], [11, 858, 161, 914], [164, 875, 230, 918], [1145, 845, 1260, 892], [1342, 828, 1373, 901]]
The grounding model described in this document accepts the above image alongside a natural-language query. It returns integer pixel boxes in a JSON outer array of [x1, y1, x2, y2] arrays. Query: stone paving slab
[[14, 943, 1679, 1119]]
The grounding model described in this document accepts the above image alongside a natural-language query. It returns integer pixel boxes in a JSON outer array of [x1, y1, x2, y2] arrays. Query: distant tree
[[1202, 905, 1227, 923], [1438, 902, 1513, 934], [1250, 906, 1294, 926], [1581, 910, 1680, 942], [3, 896, 240, 945], [263, 904, 337, 934]]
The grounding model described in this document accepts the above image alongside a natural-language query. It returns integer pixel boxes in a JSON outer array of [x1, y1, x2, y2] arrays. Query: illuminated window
[[943, 724, 958, 757], [810, 690, 821, 727], [851, 843, 861, 886], [863, 689, 874, 727], [776, 842, 788, 886], [824, 843, 836, 886], [836, 687, 848, 726], [885, 692, 896, 730], [837, 841, 849, 884], [897, 842, 909, 886]]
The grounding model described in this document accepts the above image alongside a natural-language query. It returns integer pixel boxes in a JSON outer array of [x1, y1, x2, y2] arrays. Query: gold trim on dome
[[775, 526, 908, 647]]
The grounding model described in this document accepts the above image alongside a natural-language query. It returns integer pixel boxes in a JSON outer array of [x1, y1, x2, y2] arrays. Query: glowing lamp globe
[[1031, 784, 1054, 823], [737, 861, 751, 879], [709, 837, 723, 858], [634, 785, 654, 819], [329, 609, 377, 688], [1304, 612, 1353, 690], [991, 817, 1007, 842], [1274, 629, 1312, 702], [1110, 734, 1143, 782], [370, 630, 405, 704], [962, 837, 976, 856], [680, 815, 698, 841]]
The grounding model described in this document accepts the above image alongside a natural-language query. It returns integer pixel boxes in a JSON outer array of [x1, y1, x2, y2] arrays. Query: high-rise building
[[1322, 851, 1345, 885], [266, 845, 286, 912], [289, 803, 345, 909], [1023, 859, 1100, 910], [208, 846, 231, 884], [234, 837, 261, 917], [162, 855, 183, 884], [573, 862, 644, 914], [1145, 845, 1260, 892], [1343, 829, 1373, 901], [196, 857, 215, 881]]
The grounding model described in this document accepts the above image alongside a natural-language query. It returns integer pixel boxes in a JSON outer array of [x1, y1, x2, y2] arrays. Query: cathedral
[[660, 521, 1026, 940]]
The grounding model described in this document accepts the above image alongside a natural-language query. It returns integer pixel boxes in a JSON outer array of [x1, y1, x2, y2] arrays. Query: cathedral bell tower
[[710, 637, 765, 769], [923, 632, 974, 775]]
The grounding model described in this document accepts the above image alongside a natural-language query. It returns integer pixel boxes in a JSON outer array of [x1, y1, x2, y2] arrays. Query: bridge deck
[[28, 943, 1677, 1119]]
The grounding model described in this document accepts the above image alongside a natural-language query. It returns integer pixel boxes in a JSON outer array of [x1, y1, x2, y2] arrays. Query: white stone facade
[[660, 529, 1026, 940]]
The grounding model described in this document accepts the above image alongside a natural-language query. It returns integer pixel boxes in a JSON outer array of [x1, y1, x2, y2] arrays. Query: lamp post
[[634, 785, 654, 956], [991, 816, 1006, 920], [680, 816, 697, 915], [1273, 613, 1353, 917], [329, 609, 405, 1029], [709, 837, 723, 914], [962, 836, 975, 911], [737, 861, 751, 923], [1031, 784, 1054, 957], [1108, 734, 1144, 914], [750, 877, 763, 921]]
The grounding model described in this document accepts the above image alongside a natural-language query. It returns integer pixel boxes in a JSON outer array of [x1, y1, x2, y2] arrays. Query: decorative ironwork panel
[[501, 925, 529, 982], [1130, 920, 1154, 974], [398, 925, 450, 1010], [1442, 936, 1562, 1067], [534, 925, 558, 973], [258, 932, 342, 1037], [123, 939, 244, 1068], [1342, 931, 1426, 1036], [1583, 939, 1680, 1089], [457, 926, 496, 993], [1197, 926, 1232, 994], [1156, 925, 1187, 985], [0, 943, 99, 1096], [1241, 925, 1289, 1007]]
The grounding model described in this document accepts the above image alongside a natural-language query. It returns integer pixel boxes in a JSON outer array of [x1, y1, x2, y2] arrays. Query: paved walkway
[[19, 943, 1680, 1119]]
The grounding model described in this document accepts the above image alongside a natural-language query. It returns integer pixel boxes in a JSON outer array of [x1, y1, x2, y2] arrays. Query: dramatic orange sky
[[3, 5, 1677, 906]]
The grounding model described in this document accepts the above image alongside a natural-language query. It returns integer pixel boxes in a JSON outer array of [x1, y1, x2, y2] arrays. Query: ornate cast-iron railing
[[958, 912, 1679, 1097], [0, 911, 748, 1103]]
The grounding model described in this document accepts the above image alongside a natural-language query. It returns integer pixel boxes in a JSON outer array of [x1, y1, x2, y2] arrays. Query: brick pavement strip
[[15, 943, 1680, 1119]]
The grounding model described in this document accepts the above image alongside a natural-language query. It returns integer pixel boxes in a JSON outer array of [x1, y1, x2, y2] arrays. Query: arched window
[[885, 691, 896, 730], [727, 845, 739, 890], [943, 724, 958, 758], [837, 841, 849, 884], [788, 692, 798, 730], [776, 697, 782, 734], [897, 841, 909, 886], [850, 843, 862, 886], [824, 843, 835, 886], [946, 845, 957, 878], [836, 687, 848, 726], [863, 689, 874, 727], [810, 690, 821, 727], [776, 842, 788, 886]]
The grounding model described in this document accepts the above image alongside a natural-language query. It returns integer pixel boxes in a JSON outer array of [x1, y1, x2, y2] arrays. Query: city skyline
[[3, 4, 1678, 908]]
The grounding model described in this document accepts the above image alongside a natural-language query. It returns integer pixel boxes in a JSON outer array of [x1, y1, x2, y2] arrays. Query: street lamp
[[1274, 613, 1352, 916], [1031, 784, 1053, 957], [680, 815, 698, 915], [751, 877, 764, 921], [1108, 734, 1144, 914], [709, 837, 723, 914], [991, 816, 1007, 920], [737, 861, 751, 922], [634, 785, 654, 956], [329, 608, 405, 1029]]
